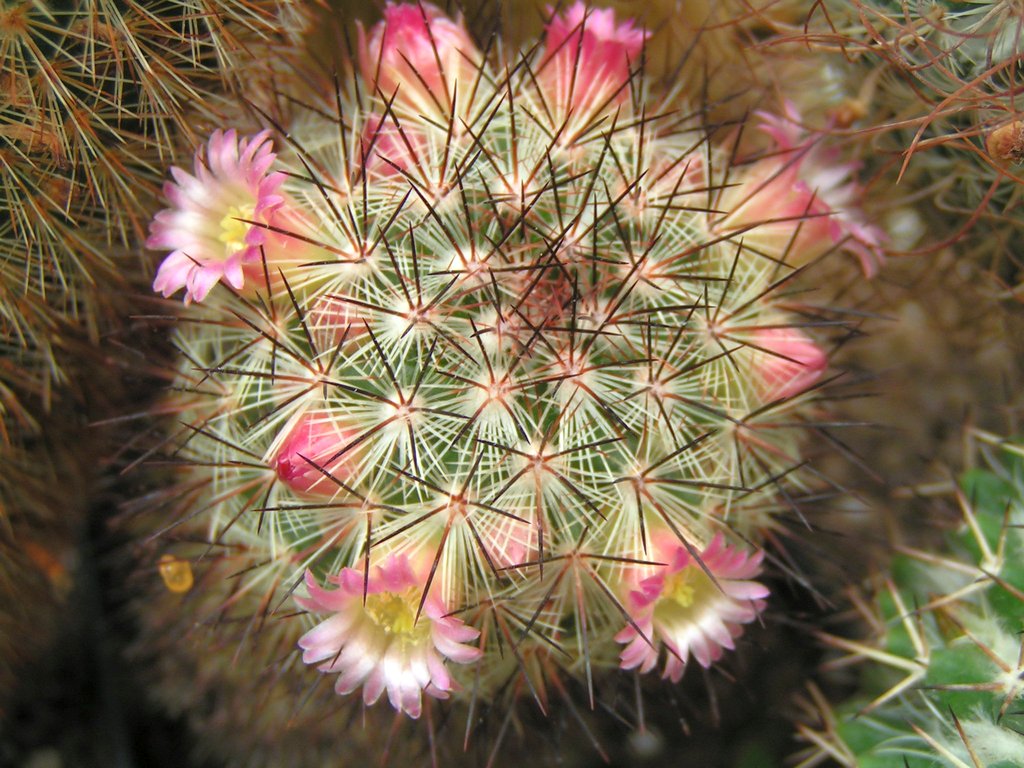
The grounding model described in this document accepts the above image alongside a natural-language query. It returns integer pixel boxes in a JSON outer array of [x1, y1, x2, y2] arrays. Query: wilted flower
[[986, 120, 1024, 166], [540, 2, 648, 125], [616, 533, 768, 682], [359, 2, 481, 119], [297, 555, 482, 718], [717, 103, 886, 276], [751, 327, 828, 400], [149, 129, 287, 303]]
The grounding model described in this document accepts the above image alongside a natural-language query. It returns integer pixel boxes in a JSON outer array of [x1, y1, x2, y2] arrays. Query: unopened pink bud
[[274, 413, 362, 495], [360, 113, 425, 179], [752, 327, 828, 400], [540, 3, 648, 122], [718, 104, 885, 276], [359, 2, 481, 118], [718, 158, 836, 265]]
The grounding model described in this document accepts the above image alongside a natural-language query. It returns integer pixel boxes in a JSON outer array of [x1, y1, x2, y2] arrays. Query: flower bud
[[359, 2, 481, 119], [273, 413, 363, 495], [539, 3, 648, 127], [360, 112, 426, 179], [751, 327, 828, 401], [717, 104, 885, 277]]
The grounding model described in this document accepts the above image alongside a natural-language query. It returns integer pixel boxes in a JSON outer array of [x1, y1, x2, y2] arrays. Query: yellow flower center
[[668, 577, 696, 608], [218, 204, 256, 254], [365, 590, 425, 638], [654, 565, 715, 624]]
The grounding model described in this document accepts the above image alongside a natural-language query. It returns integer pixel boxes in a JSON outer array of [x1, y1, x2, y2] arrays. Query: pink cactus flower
[[297, 555, 482, 718], [718, 103, 886, 277], [751, 327, 828, 401], [274, 413, 363, 495], [615, 533, 768, 682], [149, 129, 288, 304], [540, 3, 648, 122], [359, 2, 481, 118]]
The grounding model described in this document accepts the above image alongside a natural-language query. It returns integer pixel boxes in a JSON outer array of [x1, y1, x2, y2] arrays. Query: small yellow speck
[[23, 540, 70, 593], [158, 554, 193, 593]]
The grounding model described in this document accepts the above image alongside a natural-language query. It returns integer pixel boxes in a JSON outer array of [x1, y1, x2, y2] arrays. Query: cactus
[[0, 0, 317, 735], [787, 0, 1024, 293], [0, 441, 80, 712], [0, 0, 307, 402], [130, 1, 885, 760], [794, 430, 1024, 767]]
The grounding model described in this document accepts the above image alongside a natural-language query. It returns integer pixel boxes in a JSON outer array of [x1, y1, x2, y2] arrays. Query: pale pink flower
[[750, 327, 828, 400], [297, 555, 482, 718], [360, 113, 425, 179], [615, 533, 768, 682], [273, 413, 363, 495], [478, 513, 536, 570], [359, 2, 481, 118], [540, 3, 648, 121], [149, 129, 288, 303], [718, 103, 886, 276], [306, 295, 369, 354]]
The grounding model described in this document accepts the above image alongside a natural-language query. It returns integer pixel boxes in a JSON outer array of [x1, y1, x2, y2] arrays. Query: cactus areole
[[147, 1, 877, 719]]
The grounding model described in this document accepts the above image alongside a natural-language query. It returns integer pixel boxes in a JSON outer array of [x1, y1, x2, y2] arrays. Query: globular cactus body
[[138, 1, 880, 753]]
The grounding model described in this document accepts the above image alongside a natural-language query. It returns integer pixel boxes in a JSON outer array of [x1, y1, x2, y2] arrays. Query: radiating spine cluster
[[144, 0, 881, 732]]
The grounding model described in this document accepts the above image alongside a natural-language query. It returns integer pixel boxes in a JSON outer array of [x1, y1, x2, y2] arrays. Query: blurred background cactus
[[0, 0, 306, 403], [0, 0, 317, 761], [701, 0, 1024, 502], [0, 441, 80, 706], [787, 0, 1024, 290], [795, 430, 1024, 767]]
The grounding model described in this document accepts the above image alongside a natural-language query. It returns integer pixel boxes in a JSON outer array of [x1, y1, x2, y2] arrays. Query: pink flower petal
[[359, 2, 481, 118], [540, 2, 649, 120], [147, 130, 293, 303]]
